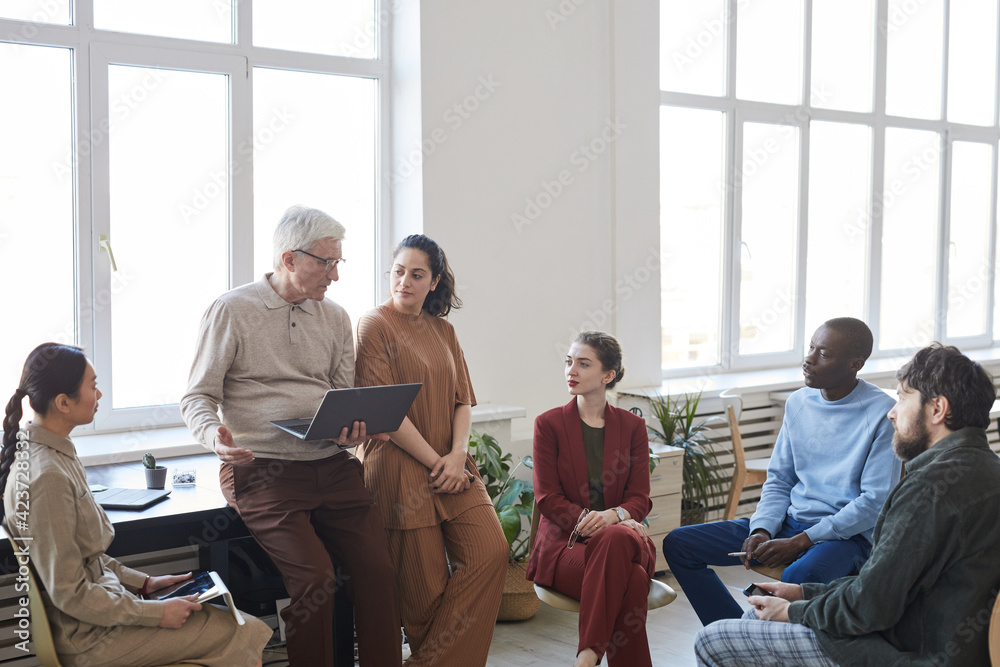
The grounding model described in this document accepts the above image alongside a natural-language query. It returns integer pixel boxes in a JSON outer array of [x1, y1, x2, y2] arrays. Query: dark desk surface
[[0, 453, 250, 572]]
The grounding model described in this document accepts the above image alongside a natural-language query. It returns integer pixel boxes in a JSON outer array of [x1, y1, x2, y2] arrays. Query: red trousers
[[552, 524, 656, 667], [222, 455, 401, 667]]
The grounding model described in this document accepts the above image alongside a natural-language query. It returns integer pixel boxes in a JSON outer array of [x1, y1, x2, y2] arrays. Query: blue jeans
[[662, 518, 871, 626]]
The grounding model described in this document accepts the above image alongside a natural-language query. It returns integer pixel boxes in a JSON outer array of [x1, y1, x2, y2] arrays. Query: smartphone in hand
[[742, 583, 775, 597]]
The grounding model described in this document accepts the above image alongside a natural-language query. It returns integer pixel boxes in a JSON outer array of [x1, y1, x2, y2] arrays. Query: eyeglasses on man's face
[[294, 248, 347, 272]]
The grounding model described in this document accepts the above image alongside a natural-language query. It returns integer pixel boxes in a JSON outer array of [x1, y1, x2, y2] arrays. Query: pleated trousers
[[386, 503, 508, 667]]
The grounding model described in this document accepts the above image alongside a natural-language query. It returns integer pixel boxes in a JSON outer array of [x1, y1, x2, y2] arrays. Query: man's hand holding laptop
[[326, 420, 390, 448]]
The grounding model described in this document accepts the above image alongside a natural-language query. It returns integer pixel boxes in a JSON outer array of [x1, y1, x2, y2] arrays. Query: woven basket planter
[[497, 560, 539, 621], [680, 500, 707, 526]]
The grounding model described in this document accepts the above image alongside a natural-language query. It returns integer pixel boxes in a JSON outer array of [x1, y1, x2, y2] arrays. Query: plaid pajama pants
[[694, 610, 839, 667]]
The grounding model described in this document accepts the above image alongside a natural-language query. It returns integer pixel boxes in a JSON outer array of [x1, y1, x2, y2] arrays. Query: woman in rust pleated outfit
[[355, 234, 507, 667]]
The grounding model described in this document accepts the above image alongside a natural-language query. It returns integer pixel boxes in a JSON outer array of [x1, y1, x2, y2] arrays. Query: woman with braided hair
[[2, 343, 271, 667]]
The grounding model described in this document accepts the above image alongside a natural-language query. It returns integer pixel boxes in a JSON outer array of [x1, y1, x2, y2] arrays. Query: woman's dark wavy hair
[[392, 234, 462, 317], [574, 331, 626, 390], [1, 344, 88, 525], [896, 342, 996, 431]]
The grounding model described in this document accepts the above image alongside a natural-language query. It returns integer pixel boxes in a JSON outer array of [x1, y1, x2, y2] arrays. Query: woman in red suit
[[526, 331, 656, 667]]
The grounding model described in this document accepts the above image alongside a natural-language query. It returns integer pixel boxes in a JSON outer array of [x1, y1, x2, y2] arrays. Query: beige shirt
[[3, 424, 164, 656], [355, 304, 492, 529], [181, 273, 356, 461]]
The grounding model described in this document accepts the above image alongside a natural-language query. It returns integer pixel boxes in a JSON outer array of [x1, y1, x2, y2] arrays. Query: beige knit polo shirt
[[181, 274, 355, 461]]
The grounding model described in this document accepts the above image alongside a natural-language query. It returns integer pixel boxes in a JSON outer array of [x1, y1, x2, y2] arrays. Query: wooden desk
[[0, 453, 353, 665]]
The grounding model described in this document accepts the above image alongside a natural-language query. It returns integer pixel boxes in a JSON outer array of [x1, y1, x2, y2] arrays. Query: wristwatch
[[614, 506, 626, 523]]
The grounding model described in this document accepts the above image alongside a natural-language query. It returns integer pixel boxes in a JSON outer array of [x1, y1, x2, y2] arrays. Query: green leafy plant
[[468, 430, 534, 562], [142, 453, 157, 469], [646, 392, 728, 517]]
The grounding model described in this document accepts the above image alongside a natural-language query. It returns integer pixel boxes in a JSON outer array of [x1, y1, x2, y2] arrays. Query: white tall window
[[0, 2, 387, 432], [660, 0, 999, 373]]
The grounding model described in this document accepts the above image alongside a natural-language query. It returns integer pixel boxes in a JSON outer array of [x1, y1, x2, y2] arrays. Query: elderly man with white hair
[[181, 205, 401, 666]]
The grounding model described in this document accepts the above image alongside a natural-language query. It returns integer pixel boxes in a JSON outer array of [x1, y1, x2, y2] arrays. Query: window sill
[[624, 346, 1000, 401], [76, 404, 527, 467], [77, 427, 207, 467]]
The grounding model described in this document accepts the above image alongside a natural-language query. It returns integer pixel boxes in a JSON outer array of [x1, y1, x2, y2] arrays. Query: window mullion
[[937, 131, 952, 343], [938, 0, 951, 344], [941, 0, 951, 122], [988, 142, 998, 341], [795, 0, 813, 361], [231, 60, 254, 289], [75, 34, 98, 433], [721, 0, 738, 369], [89, 42, 114, 430], [727, 110, 744, 368], [867, 0, 890, 354]]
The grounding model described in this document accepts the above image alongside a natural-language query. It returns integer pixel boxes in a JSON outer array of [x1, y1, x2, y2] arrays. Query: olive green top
[[581, 420, 606, 511]]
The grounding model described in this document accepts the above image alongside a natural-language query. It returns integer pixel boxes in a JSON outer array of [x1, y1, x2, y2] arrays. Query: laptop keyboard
[[286, 423, 310, 436]]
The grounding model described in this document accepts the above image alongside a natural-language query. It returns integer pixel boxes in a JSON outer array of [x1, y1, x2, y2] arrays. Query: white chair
[[527, 505, 677, 612]]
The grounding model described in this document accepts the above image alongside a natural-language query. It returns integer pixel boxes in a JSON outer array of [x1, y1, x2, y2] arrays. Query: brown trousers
[[222, 455, 401, 667], [387, 503, 508, 667]]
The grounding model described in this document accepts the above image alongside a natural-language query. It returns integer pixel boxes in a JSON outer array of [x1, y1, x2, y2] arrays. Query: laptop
[[95, 487, 171, 511], [270, 383, 422, 441]]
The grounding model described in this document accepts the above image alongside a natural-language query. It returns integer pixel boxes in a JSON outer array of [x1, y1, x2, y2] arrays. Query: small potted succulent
[[142, 453, 167, 490]]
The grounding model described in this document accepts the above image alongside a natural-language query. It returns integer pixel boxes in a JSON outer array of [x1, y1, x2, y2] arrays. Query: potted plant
[[628, 406, 661, 476], [646, 392, 729, 525], [142, 453, 168, 490], [468, 430, 538, 621]]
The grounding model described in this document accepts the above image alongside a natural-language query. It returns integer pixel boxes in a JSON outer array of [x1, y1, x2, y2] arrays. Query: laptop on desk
[[95, 488, 171, 511], [270, 383, 422, 442]]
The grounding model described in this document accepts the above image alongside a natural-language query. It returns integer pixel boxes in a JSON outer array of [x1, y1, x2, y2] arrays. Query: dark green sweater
[[788, 427, 1000, 667]]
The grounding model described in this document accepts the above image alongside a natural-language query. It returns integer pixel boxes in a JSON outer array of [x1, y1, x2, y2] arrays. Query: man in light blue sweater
[[663, 317, 901, 626]]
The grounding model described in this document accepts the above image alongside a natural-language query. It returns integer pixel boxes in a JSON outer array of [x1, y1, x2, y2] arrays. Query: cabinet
[[647, 442, 684, 573]]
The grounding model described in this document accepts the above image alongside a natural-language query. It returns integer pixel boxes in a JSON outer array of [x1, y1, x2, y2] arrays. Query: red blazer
[[526, 399, 653, 587]]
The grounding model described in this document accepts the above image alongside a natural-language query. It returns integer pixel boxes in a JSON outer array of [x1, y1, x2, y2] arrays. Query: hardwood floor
[[486, 566, 764, 667], [258, 565, 766, 666]]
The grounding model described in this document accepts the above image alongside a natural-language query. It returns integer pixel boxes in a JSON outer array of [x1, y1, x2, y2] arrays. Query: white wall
[[395, 0, 661, 445]]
